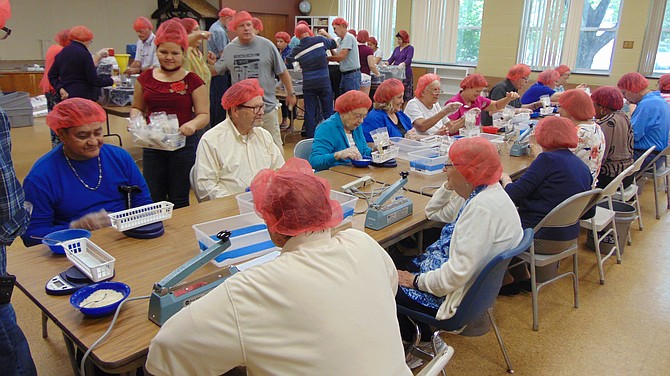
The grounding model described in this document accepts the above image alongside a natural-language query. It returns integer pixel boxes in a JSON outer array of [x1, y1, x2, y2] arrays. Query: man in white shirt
[[125, 17, 158, 75], [322, 17, 361, 93], [193, 79, 284, 200], [146, 157, 411, 376]]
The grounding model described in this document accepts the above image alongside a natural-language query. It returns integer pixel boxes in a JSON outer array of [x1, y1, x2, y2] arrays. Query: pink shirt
[[445, 92, 492, 125]]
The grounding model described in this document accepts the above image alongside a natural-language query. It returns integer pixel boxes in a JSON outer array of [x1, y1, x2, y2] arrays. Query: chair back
[[602, 164, 635, 198], [533, 189, 602, 231], [293, 138, 314, 160], [189, 166, 207, 203], [641, 145, 670, 174], [397, 228, 534, 331], [629, 146, 656, 175]]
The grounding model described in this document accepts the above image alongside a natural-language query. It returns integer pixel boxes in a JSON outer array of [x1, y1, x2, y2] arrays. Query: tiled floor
[[7, 115, 670, 375]]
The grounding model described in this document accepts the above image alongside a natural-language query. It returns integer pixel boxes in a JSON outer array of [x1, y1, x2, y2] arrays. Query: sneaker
[[405, 353, 424, 369], [417, 336, 448, 355]]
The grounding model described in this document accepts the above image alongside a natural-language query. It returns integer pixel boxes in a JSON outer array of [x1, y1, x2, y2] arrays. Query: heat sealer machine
[[510, 127, 532, 157], [148, 230, 234, 326], [365, 171, 413, 230]]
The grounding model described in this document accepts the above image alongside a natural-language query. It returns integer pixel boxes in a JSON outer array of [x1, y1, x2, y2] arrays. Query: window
[[640, 0, 670, 76], [338, 0, 397, 59], [410, 0, 484, 65], [518, 0, 623, 73]]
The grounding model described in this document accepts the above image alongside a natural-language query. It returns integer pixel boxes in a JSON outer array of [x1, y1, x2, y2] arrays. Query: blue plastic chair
[[293, 138, 313, 160], [398, 228, 534, 375]]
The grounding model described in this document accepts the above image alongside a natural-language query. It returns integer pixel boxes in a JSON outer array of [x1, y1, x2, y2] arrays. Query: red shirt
[[137, 69, 205, 126]]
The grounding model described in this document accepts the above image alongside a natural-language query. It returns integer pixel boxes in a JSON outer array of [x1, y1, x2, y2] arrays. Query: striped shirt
[[286, 36, 337, 89]]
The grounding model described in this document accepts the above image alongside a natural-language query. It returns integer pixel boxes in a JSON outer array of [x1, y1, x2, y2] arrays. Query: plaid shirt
[[0, 108, 29, 275]]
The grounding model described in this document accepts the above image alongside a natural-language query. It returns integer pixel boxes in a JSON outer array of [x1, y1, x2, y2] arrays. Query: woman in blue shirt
[[361, 78, 412, 142], [309, 90, 372, 171], [520, 69, 560, 110]]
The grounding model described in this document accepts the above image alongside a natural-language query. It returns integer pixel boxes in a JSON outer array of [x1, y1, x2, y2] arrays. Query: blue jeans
[[303, 85, 334, 138], [0, 303, 37, 376], [339, 70, 361, 94], [143, 138, 197, 209]]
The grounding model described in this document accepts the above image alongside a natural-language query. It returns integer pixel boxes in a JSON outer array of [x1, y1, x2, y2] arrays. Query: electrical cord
[[79, 295, 151, 376]]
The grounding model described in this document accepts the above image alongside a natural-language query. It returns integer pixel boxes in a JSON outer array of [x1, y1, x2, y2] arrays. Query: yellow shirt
[[182, 46, 211, 91]]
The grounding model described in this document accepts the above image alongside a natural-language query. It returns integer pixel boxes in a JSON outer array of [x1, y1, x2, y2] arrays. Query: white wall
[[0, 0, 218, 61]]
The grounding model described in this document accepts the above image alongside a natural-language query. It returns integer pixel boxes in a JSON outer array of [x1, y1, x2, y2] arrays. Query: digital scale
[[365, 171, 413, 230], [45, 266, 111, 295]]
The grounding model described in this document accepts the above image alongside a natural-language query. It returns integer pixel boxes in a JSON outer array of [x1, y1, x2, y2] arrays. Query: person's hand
[[530, 101, 543, 110], [206, 51, 217, 65], [442, 102, 463, 116], [577, 83, 589, 90], [435, 126, 449, 136], [199, 31, 212, 40], [505, 91, 520, 101], [335, 147, 361, 161], [467, 107, 482, 116], [398, 62, 405, 69], [500, 172, 513, 187], [112, 76, 121, 85], [59, 88, 69, 100], [286, 93, 297, 107], [69, 209, 111, 231], [97, 48, 110, 58], [179, 123, 197, 137], [397, 270, 416, 288], [516, 108, 533, 114], [449, 117, 465, 131]]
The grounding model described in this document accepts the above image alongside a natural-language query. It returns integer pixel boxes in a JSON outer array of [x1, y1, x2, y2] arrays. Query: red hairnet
[[591, 86, 624, 111], [534, 116, 578, 149], [180, 18, 198, 34], [368, 36, 378, 46], [218, 7, 236, 18], [229, 11, 253, 31], [55, 29, 71, 47], [374, 78, 404, 103], [348, 29, 357, 37], [660, 74, 670, 92], [555, 64, 571, 75], [46, 98, 106, 132], [69, 26, 94, 42], [415, 73, 440, 98], [507, 64, 530, 80], [252, 17, 263, 32], [294, 24, 310, 37], [448, 137, 502, 187], [0, 0, 10, 29], [155, 19, 188, 51], [460, 73, 488, 89], [617, 72, 649, 93], [356, 29, 369, 44], [332, 17, 348, 27], [334, 90, 372, 113], [275, 31, 290, 43], [297, 20, 309, 26], [396, 30, 410, 43], [558, 89, 595, 121], [133, 16, 153, 31], [251, 158, 343, 236], [537, 69, 560, 86], [221, 79, 264, 110]]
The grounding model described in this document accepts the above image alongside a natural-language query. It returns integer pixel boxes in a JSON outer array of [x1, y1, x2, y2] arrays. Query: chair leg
[[573, 253, 580, 309], [665, 175, 670, 210], [653, 174, 661, 220], [530, 259, 539, 331], [591, 221, 605, 285], [635, 192, 644, 231], [487, 308, 514, 374]]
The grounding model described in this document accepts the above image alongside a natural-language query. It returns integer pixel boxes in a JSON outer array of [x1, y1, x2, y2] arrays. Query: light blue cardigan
[[309, 113, 372, 171]]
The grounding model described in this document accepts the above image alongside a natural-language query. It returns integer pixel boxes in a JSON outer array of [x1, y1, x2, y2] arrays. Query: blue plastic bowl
[[42, 229, 91, 255], [351, 157, 372, 168], [70, 282, 131, 318]]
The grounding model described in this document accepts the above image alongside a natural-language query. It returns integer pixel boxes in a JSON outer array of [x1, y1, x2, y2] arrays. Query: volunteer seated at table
[[591, 86, 635, 189], [125, 17, 159, 75], [500, 117, 592, 292], [481, 64, 541, 126], [554, 64, 589, 93], [558, 89, 606, 183], [309, 90, 373, 171], [445, 73, 520, 130], [21, 98, 152, 246], [193, 79, 284, 200], [404, 73, 463, 137], [360, 78, 412, 142], [520, 69, 562, 108], [146, 158, 411, 376], [394, 137, 523, 342]]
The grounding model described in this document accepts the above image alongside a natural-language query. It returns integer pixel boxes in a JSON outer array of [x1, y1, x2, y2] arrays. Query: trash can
[[585, 201, 636, 255]]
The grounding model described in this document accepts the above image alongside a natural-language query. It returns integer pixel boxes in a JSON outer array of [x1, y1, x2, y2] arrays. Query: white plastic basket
[[372, 145, 399, 163], [236, 190, 358, 226], [61, 238, 115, 282], [129, 129, 185, 151], [108, 201, 174, 231], [418, 135, 442, 148], [390, 137, 432, 160]]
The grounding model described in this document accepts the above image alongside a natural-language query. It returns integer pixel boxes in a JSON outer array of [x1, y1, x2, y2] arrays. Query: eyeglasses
[[0, 27, 12, 40], [238, 104, 264, 115], [429, 89, 444, 95], [350, 112, 367, 121], [521, 76, 529, 81]]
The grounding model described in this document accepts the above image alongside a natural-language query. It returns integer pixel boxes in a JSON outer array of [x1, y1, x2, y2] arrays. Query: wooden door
[[252, 13, 289, 43]]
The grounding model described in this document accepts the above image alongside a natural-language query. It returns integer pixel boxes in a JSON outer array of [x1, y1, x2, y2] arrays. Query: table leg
[[104, 114, 123, 146], [41, 312, 48, 338], [282, 102, 305, 143]]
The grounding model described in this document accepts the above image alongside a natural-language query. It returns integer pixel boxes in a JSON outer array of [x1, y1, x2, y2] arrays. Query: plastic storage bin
[[390, 137, 432, 160], [129, 129, 185, 151], [108, 201, 174, 231], [407, 149, 449, 175], [236, 190, 357, 226], [61, 238, 115, 282], [192, 212, 280, 267]]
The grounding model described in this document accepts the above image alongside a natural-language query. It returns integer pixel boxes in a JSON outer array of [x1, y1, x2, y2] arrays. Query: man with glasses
[[193, 79, 284, 200], [481, 64, 541, 126]]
